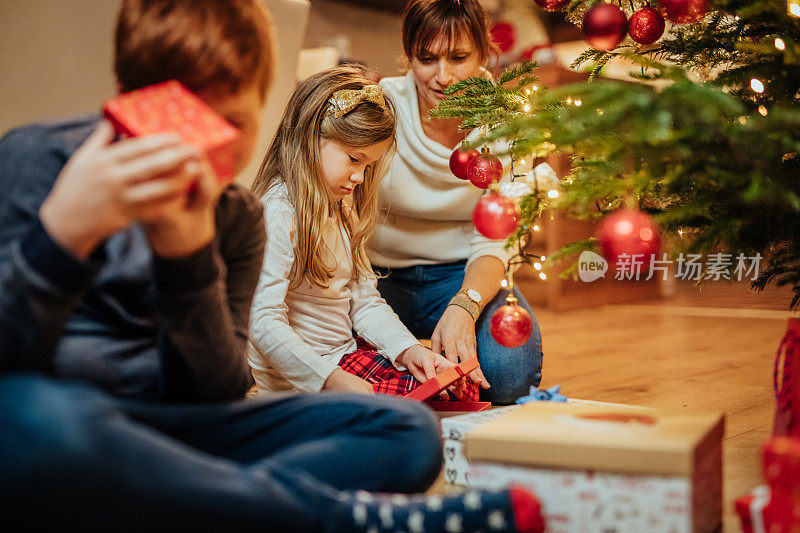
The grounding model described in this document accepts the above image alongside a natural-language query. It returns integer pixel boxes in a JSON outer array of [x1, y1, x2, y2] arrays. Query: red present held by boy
[[103, 80, 240, 183]]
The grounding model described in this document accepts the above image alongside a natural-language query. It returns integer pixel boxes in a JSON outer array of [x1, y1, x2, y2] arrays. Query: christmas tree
[[434, 0, 800, 309]]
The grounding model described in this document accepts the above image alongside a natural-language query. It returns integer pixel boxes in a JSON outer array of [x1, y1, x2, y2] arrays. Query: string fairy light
[[758, 105, 768, 116], [538, 273, 547, 281], [547, 189, 559, 199], [750, 78, 765, 93], [775, 37, 786, 50], [574, 99, 582, 107], [789, 0, 800, 17]]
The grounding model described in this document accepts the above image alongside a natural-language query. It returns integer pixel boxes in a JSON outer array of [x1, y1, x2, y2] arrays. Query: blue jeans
[[375, 261, 543, 404], [0, 374, 442, 531]]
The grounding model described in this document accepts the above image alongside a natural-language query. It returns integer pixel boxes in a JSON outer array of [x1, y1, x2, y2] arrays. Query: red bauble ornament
[[582, 3, 628, 51], [533, 0, 569, 12], [491, 296, 533, 348], [467, 150, 503, 189], [597, 209, 661, 264], [628, 8, 666, 45], [449, 147, 479, 180], [659, 0, 708, 24], [473, 193, 520, 240], [490, 21, 516, 53]]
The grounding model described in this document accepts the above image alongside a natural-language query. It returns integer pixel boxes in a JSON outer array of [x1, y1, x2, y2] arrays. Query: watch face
[[466, 289, 482, 304]]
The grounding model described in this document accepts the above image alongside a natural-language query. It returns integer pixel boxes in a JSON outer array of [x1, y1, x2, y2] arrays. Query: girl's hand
[[322, 368, 374, 395], [396, 344, 455, 400], [39, 121, 201, 259], [430, 306, 491, 389]]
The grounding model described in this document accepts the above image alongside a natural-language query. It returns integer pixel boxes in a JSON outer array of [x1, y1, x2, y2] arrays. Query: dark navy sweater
[[0, 116, 265, 402]]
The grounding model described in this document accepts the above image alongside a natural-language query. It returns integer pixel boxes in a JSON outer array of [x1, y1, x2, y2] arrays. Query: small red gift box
[[403, 357, 490, 412], [103, 80, 240, 182]]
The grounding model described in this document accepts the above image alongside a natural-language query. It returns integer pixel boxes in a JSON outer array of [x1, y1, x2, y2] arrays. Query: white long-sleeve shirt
[[248, 183, 420, 394], [367, 72, 515, 269]]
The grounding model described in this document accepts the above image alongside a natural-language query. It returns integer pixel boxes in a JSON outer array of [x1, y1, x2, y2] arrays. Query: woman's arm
[[429, 255, 505, 388]]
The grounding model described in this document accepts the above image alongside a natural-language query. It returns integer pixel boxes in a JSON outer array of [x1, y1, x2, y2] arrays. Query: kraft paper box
[[462, 402, 724, 533], [440, 400, 630, 486], [103, 80, 239, 182]]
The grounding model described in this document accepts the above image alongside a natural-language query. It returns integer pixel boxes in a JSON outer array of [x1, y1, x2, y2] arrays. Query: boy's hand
[[322, 368, 375, 395], [142, 156, 227, 259], [39, 121, 201, 259]]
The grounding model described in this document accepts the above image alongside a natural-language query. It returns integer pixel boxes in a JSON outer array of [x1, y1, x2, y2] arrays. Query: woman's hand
[[430, 306, 490, 389], [322, 367, 374, 395]]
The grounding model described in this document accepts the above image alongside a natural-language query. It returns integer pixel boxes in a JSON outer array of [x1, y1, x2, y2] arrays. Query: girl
[[248, 66, 477, 399]]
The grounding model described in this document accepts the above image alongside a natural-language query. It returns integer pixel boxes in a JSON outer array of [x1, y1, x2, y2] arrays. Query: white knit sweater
[[367, 72, 514, 269], [248, 183, 420, 394]]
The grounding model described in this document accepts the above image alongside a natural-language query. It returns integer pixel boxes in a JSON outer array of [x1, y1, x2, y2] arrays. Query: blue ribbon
[[516, 385, 568, 404]]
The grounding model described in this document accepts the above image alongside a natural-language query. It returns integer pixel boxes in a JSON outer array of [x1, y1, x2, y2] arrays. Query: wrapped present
[[404, 357, 479, 401], [735, 436, 800, 533], [774, 317, 800, 438], [452, 401, 723, 533], [103, 80, 240, 182], [439, 399, 629, 488]]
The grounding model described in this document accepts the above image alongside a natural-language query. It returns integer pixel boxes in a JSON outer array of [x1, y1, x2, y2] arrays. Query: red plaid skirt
[[337, 343, 479, 401]]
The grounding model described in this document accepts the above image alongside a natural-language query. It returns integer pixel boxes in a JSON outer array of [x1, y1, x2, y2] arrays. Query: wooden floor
[[435, 279, 795, 532]]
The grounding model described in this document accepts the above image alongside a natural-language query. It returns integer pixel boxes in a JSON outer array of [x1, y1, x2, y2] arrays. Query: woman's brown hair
[[115, 0, 275, 100], [251, 66, 396, 289], [402, 0, 495, 62]]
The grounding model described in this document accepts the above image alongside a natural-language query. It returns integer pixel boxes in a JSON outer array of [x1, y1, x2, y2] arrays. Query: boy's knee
[[0, 375, 111, 483], [370, 397, 443, 490]]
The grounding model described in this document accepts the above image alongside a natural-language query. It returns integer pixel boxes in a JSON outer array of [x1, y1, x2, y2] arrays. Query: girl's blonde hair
[[251, 65, 396, 289]]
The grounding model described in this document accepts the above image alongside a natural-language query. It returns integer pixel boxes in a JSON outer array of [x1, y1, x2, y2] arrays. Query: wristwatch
[[447, 288, 483, 321]]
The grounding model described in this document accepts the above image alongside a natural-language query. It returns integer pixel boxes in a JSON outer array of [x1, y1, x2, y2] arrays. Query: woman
[[370, 0, 543, 405]]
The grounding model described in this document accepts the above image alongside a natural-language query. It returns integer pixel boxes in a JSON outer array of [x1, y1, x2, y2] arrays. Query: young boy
[[0, 1, 449, 529]]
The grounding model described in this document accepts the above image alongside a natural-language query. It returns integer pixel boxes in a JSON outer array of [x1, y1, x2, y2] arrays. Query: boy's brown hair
[[114, 0, 274, 100]]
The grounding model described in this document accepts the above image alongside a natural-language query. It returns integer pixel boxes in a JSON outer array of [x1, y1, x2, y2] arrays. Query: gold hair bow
[[328, 85, 386, 118]]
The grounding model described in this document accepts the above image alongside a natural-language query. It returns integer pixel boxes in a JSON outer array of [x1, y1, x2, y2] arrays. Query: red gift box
[[404, 357, 482, 404], [103, 80, 240, 182]]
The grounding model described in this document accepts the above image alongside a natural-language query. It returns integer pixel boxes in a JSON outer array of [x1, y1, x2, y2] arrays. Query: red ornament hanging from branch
[[449, 146, 479, 180], [659, 0, 708, 24], [473, 192, 520, 240], [533, 0, 569, 12], [491, 294, 533, 348], [628, 8, 666, 45], [467, 148, 503, 189], [597, 208, 661, 264], [490, 21, 516, 53], [582, 3, 628, 51]]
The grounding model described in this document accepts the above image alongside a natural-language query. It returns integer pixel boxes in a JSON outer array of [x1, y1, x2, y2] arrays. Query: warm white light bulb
[[758, 105, 768, 116], [547, 189, 559, 199], [523, 104, 531, 112], [533, 224, 540, 232], [525, 88, 531, 94], [533, 262, 542, 271], [519, 158, 526, 165], [500, 279, 508, 288], [566, 97, 572, 104], [775, 37, 786, 50], [540, 255, 546, 261], [790, 1, 800, 17], [532, 85, 538, 91], [538, 272, 547, 281], [750, 78, 765, 93], [574, 99, 582, 107]]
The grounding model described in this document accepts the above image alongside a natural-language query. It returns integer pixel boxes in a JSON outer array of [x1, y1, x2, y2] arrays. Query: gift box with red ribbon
[[103, 80, 240, 182]]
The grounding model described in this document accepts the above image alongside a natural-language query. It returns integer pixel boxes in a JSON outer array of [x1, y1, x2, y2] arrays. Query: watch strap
[[448, 293, 480, 321]]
